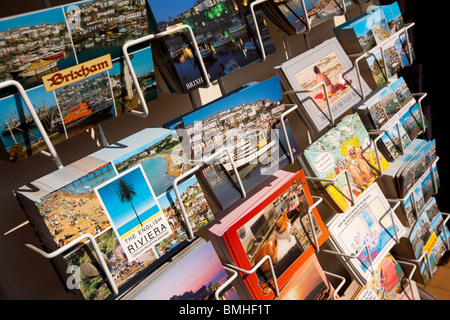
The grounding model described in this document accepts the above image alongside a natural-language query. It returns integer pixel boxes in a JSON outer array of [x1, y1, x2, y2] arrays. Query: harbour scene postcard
[[0, 7, 77, 90], [0, 0, 156, 162], [147, 0, 276, 91]]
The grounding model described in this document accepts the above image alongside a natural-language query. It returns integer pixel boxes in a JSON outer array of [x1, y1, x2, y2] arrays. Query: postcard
[[326, 183, 406, 283], [63, 0, 149, 64], [122, 240, 240, 300], [277, 37, 371, 132], [94, 165, 172, 261], [303, 112, 389, 212], [155, 175, 215, 246], [109, 46, 158, 116], [36, 161, 117, 247], [181, 76, 300, 210], [0, 84, 67, 162], [278, 254, 335, 300], [389, 76, 415, 108], [380, 122, 411, 161], [146, 0, 276, 92], [225, 170, 329, 299], [63, 227, 159, 300], [352, 253, 415, 300], [381, 2, 405, 34], [55, 70, 116, 138], [273, 0, 354, 34], [0, 7, 77, 90]]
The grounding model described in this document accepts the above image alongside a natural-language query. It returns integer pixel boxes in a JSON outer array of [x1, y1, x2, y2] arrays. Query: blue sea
[[140, 156, 175, 197], [1, 125, 43, 150]]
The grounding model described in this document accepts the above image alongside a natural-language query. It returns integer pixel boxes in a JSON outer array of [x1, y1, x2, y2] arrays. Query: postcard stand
[[224, 254, 280, 298], [351, 22, 415, 101], [0, 80, 64, 169], [173, 147, 246, 240], [441, 212, 450, 250], [122, 24, 211, 116], [307, 195, 325, 252], [412, 92, 428, 136], [24, 233, 119, 296], [280, 104, 303, 164], [255, 0, 350, 54]]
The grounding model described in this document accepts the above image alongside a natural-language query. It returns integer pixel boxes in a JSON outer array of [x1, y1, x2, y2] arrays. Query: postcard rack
[[368, 91, 429, 157], [0, 80, 64, 169], [249, 0, 350, 55], [24, 232, 119, 296], [352, 22, 416, 101], [252, 0, 353, 55]]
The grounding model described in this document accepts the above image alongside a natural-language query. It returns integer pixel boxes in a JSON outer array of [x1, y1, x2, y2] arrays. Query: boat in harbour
[[212, 34, 232, 48], [19, 59, 58, 78], [42, 51, 65, 60], [64, 101, 112, 129]]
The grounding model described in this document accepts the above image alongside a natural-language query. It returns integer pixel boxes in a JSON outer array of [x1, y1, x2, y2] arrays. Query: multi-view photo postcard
[[63, 0, 149, 64], [0, 1, 156, 161], [181, 76, 300, 209]]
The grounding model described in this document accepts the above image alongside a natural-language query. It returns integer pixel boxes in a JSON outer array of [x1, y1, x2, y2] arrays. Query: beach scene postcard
[[0, 7, 77, 90], [94, 164, 172, 261], [112, 129, 189, 198], [36, 161, 117, 247]]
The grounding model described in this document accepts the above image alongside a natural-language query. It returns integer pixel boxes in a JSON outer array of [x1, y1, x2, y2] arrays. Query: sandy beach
[[38, 189, 111, 246]]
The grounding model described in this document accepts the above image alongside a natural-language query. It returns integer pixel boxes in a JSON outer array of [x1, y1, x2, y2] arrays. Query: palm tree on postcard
[[115, 178, 143, 227]]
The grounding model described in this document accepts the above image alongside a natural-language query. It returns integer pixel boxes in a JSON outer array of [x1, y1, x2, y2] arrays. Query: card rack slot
[[24, 233, 119, 296], [0, 80, 63, 169], [323, 271, 347, 300], [122, 24, 211, 118], [225, 254, 280, 298]]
